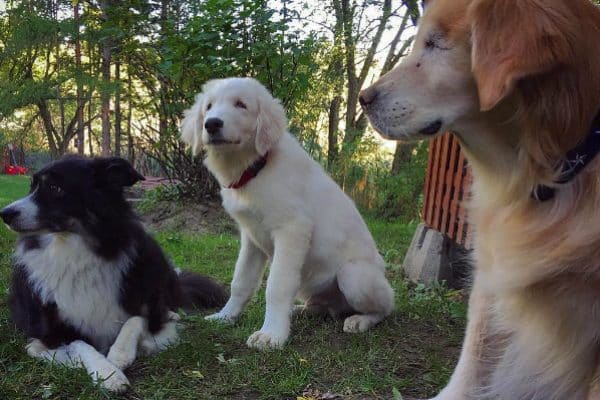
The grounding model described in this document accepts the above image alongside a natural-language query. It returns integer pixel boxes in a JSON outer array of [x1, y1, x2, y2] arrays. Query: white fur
[[16, 234, 131, 353], [106, 316, 146, 370], [17, 232, 182, 392], [27, 338, 130, 393], [181, 78, 394, 350], [107, 312, 180, 369], [4, 193, 40, 232]]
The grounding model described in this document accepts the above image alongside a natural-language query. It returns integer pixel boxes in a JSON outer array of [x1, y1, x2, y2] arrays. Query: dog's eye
[[235, 100, 247, 109], [207, 103, 212, 111], [425, 38, 437, 49], [424, 33, 451, 51], [49, 184, 63, 194]]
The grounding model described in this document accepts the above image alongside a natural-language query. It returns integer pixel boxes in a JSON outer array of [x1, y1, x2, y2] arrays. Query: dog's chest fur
[[222, 191, 274, 256], [16, 234, 131, 351]]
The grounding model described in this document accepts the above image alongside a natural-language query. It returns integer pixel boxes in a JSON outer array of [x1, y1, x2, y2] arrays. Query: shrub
[[329, 136, 428, 222]]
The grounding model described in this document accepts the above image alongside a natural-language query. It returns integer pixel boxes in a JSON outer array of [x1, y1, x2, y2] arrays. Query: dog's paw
[[343, 315, 375, 333], [167, 310, 181, 321], [107, 345, 136, 370], [93, 367, 130, 393], [205, 312, 236, 324], [25, 339, 48, 357], [246, 330, 287, 350]]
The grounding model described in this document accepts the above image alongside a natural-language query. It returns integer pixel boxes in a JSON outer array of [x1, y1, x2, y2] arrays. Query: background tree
[[0, 0, 423, 220]]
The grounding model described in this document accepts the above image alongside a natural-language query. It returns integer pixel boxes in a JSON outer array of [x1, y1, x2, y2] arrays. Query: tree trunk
[[126, 64, 134, 163], [37, 100, 60, 159], [100, 0, 112, 156], [114, 59, 122, 157], [87, 27, 95, 157], [327, 0, 345, 166], [341, 0, 358, 143], [158, 0, 170, 138], [391, 142, 417, 175], [328, 95, 342, 167], [342, 0, 392, 146], [74, 0, 85, 154], [87, 85, 95, 156]]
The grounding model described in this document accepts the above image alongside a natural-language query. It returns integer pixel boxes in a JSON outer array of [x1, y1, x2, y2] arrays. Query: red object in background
[[3, 144, 28, 175], [5, 165, 28, 175]]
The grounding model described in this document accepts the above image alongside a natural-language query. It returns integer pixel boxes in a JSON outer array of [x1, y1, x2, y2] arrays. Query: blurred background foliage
[[0, 0, 426, 221]]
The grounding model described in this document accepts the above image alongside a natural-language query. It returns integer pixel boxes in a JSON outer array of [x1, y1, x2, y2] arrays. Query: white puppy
[[181, 78, 394, 350]]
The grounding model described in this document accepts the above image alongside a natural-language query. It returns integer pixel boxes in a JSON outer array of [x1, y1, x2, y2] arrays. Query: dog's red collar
[[227, 152, 269, 189]]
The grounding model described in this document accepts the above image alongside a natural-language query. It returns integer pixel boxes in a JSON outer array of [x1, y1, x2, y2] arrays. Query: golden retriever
[[360, 0, 600, 399], [180, 78, 394, 350]]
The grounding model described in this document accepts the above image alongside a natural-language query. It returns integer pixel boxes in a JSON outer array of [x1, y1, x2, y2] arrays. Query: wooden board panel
[[421, 133, 472, 249]]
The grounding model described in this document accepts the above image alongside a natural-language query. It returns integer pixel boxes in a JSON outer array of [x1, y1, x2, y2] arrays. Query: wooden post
[[402, 133, 472, 286], [422, 133, 472, 249]]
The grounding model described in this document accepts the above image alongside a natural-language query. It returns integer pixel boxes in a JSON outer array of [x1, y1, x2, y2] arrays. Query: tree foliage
[[0, 0, 423, 218]]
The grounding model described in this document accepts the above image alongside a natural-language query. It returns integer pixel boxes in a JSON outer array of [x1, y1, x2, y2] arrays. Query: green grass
[[0, 175, 465, 400]]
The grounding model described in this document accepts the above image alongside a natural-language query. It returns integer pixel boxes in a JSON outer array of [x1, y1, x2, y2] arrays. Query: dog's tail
[[178, 271, 228, 311]]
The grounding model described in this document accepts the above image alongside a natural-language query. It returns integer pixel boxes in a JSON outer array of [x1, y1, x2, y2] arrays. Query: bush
[[140, 126, 220, 202], [329, 136, 428, 222], [374, 141, 428, 221]]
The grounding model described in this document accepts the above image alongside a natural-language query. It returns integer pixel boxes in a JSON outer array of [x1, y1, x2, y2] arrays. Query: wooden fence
[[422, 133, 472, 249]]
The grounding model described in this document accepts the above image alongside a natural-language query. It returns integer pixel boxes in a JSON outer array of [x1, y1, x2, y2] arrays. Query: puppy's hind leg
[[337, 262, 394, 333]]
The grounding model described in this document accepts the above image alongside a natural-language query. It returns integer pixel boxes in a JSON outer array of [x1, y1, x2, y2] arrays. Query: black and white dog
[[0, 156, 226, 392]]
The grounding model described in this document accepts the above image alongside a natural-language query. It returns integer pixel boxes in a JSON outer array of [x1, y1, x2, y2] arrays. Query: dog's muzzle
[[0, 207, 20, 226]]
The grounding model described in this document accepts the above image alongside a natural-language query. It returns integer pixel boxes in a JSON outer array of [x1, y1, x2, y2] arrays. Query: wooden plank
[[432, 133, 450, 231], [462, 167, 473, 248], [440, 136, 459, 236], [419, 132, 473, 248], [422, 140, 436, 223], [449, 147, 466, 241], [456, 159, 471, 245], [425, 136, 442, 227]]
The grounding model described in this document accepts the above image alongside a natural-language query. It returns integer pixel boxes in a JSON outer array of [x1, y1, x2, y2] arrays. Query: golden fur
[[361, 0, 600, 399]]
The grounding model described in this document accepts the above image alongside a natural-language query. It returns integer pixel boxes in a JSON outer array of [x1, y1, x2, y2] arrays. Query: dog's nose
[[204, 118, 224, 135], [0, 207, 20, 225], [359, 88, 378, 107]]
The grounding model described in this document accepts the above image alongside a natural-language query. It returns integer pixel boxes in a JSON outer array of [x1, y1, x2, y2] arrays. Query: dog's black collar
[[532, 111, 600, 202]]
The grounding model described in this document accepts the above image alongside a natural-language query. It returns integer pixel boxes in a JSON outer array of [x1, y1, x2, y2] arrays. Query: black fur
[[9, 266, 89, 349], [4, 156, 227, 351]]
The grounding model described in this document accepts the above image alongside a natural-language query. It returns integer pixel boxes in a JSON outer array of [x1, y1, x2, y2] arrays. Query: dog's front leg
[[206, 232, 267, 323], [429, 276, 492, 400], [67, 340, 130, 392], [107, 316, 147, 370], [246, 222, 312, 350], [26, 338, 129, 392]]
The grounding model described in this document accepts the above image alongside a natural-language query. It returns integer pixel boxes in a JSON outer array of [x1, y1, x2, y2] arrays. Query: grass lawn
[[0, 174, 466, 400]]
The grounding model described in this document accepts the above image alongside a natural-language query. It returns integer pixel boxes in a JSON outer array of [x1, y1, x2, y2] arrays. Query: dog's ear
[[255, 89, 287, 155], [180, 92, 205, 156], [468, 0, 573, 111], [95, 157, 145, 188]]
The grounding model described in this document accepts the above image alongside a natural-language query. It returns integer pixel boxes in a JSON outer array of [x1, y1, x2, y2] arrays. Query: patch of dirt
[[137, 199, 237, 235]]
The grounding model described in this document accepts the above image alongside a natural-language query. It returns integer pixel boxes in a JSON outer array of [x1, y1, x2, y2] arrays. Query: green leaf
[[392, 387, 404, 400]]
